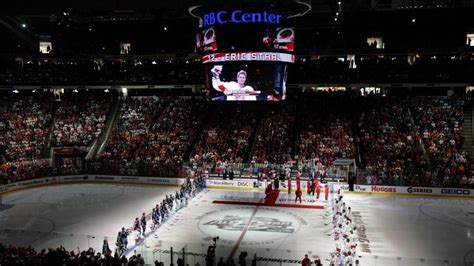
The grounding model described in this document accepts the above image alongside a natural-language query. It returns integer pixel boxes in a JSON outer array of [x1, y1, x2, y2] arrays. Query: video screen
[[196, 27, 218, 53], [262, 27, 295, 52], [205, 62, 287, 101], [195, 24, 295, 53]]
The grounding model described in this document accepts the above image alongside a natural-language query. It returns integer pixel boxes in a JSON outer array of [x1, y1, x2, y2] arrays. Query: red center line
[[226, 199, 263, 262]]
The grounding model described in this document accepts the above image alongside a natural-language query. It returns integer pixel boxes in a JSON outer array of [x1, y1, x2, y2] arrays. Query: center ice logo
[[197, 207, 303, 245], [203, 215, 295, 233]]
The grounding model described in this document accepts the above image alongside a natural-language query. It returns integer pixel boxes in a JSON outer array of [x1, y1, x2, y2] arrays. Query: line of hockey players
[[323, 189, 361, 266], [115, 176, 207, 256]]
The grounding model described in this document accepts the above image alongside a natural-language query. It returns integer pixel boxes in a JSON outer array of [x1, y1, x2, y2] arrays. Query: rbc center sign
[[201, 10, 282, 27]]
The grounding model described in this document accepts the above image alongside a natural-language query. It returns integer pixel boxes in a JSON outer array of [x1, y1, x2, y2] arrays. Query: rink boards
[[1, 175, 472, 200]]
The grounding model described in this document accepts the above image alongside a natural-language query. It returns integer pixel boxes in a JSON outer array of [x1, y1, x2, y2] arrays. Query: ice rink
[[0, 184, 473, 266]]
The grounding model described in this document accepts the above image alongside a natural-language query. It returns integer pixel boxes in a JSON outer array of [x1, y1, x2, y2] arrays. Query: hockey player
[[296, 171, 302, 191], [345, 251, 354, 266], [116, 230, 128, 256], [160, 202, 168, 220], [140, 213, 147, 236], [133, 217, 140, 233], [287, 176, 292, 194], [273, 174, 280, 190], [115, 231, 124, 256], [151, 208, 159, 230], [313, 176, 319, 192], [119, 227, 129, 251], [306, 179, 311, 195], [165, 195, 171, 209], [285, 166, 291, 184], [133, 226, 141, 245], [211, 66, 261, 101], [334, 224, 343, 241], [329, 251, 344, 266], [168, 194, 174, 209], [324, 183, 330, 201], [316, 182, 321, 199], [265, 182, 273, 200], [342, 238, 352, 257], [347, 206, 352, 219], [295, 188, 302, 203]]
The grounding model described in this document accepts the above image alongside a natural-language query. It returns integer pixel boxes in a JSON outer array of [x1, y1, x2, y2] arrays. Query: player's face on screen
[[237, 73, 246, 87]]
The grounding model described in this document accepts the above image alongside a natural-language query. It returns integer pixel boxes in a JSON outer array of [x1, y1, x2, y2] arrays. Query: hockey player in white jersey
[[211, 65, 261, 101]]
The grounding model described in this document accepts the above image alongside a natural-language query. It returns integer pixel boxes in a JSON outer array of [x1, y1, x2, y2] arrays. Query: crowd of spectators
[[96, 96, 168, 176], [250, 106, 295, 164], [53, 94, 112, 147], [0, 93, 53, 182], [1, 55, 474, 85], [0, 58, 203, 85], [0, 91, 472, 188], [357, 97, 429, 186], [289, 55, 474, 84], [294, 92, 357, 168], [410, 97, 470, 187], [95, 96, 206, 177], [191, 110, 258, 169], [358, 96, 473, 187], [0, 243, 147, 266]]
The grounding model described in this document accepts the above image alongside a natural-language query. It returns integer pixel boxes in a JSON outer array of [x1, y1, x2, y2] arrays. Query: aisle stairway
[[463, 100, 474, 158], [246, 112, 263, 162], [42, 100, 60, 161], [87, 95, 123, 159]]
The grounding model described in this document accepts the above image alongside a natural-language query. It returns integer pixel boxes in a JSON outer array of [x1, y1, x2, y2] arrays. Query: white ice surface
[[1, 185, 473, 266]]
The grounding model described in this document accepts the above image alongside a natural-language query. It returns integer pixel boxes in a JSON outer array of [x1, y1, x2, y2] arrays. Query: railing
[[125, 237, 474, 266], [95, 96, 124, 158]]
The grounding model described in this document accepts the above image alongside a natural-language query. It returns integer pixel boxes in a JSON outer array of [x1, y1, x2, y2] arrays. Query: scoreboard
[[190, 1, 308, 101]]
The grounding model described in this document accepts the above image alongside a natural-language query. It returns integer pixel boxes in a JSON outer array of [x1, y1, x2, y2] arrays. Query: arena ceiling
[[0, 0, 473, 53]]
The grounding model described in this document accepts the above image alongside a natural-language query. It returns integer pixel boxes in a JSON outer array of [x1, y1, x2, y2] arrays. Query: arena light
[[21, 23, 26, 28], [73, 89, 79, 93], [104, 89, 109, 93], [13, 89, 19, 93], [122, 88, 128, 94]]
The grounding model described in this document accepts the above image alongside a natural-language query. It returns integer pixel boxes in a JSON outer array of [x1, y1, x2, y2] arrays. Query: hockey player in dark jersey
[[140, 212, 147, 236], [133, 217, 140, 232]]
